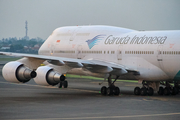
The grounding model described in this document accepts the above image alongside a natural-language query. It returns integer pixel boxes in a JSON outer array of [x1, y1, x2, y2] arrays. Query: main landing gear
[[134, 80, 180, 96], [101, 75, 120, 96], [134, 81, 154, 96], [157, 81, 179, 95], [58, 75, 68, 88]]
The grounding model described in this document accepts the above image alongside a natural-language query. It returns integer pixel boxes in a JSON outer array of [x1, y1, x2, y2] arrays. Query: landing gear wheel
[[58, 81, 63, 88], [164, 87, 170, 95], [114, 87, 120, 96], [147, 87, 154, 96], [107, 87, 113, 96], [58, 81, 68, 88], [134, 87, 141, 95], [64, 80, 68, 88], [176, 86, 179, 94], [158, 87, 164, 95], [101, 86, 107, 95], [171, 87, 178, 95], [140, 88, 147, 96]]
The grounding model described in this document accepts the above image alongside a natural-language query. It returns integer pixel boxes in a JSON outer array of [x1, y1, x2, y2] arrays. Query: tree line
[[0, 37, 45, 54]]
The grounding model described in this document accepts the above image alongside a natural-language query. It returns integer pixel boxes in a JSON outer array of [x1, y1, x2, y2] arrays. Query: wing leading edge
[[0, 52, 138, 76]]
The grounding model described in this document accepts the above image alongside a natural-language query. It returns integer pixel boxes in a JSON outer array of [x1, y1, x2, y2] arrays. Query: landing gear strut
[[58, 75, 68, 88], [101, 75, 120, 96]]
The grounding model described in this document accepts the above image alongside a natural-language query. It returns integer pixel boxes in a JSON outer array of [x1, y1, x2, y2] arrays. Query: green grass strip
[[66, 74, 103, 80], [0, 57, 21, 61], [66, 74, 138, 83]]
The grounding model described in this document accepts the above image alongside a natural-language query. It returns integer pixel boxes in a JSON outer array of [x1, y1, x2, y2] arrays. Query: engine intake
[[2, 61, 36, 83], [34, 66, 63, 86]]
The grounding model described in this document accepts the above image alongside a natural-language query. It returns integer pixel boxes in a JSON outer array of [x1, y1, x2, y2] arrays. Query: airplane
[[1, 25, 180, 96]]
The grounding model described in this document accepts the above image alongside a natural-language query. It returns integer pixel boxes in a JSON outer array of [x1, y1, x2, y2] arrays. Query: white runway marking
[[14, 112, 180, 120]]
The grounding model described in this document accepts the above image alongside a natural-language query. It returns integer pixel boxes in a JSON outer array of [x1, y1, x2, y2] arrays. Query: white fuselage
[[39, 25, 180, 81]]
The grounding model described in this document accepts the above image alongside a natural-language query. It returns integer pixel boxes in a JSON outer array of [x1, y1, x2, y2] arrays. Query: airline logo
[[86, 35, 105, 49]]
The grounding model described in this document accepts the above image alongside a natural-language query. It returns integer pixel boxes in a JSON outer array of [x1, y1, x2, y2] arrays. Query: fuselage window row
[[161, 51, 180, 55], [53, 50, 116, 54], [43, 50, 180, 55], [125, 51, 154, 54], [54, 51, 75, 53], [82, 51, 115, 54], [124, 51, 180, 55]]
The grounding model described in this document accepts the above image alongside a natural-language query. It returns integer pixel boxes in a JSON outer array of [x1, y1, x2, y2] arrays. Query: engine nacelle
[[34, 66, 65, 86], [2, 61, 37, 83]]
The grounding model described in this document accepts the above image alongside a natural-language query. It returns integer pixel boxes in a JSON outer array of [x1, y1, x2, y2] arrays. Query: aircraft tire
[[114, 87, 120, 96], [101, 86, 107, 95], [107, 87, 113, 96], [58, 81, 63, 88], [176, 86, 179, 94], [134, 87, 141, 95], [171, 87, 178, 95], [64, 81, 68, 88], [147, 87, 154, 96], [164, 87, 170, 95], [158, 87, 164, 95], [140, 88, 147, 96]]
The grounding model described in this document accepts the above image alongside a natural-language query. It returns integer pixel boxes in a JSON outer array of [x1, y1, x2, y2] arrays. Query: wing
[[0, 52, 139, 76]]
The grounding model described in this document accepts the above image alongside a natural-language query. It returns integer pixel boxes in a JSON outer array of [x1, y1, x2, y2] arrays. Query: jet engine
[[34, 66, 65, 86], [2, 61, 36, 83]]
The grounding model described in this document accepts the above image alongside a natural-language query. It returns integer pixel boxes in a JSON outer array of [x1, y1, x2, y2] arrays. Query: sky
[[0, 0, 180, 40]]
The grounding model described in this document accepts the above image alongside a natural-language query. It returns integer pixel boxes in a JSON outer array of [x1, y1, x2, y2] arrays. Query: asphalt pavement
[[0, 64, 180, 120]]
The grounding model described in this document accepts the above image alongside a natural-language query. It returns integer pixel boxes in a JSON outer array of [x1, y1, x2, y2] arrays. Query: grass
[[66, 74, 104, 80], [66, 74, 138, 83], [0, 55, 21, 61], [0, 57, 21, 61]]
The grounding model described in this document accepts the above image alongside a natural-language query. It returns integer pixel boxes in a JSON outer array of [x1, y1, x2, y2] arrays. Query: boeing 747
[[1, 25, 180, 96]]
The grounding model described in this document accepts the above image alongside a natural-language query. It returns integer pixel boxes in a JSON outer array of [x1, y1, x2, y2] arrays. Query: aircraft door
[[77, 45, 82, 59], [69, 28, 79, 43], [117, 45, 123, 60], [49, 43, 55, 56], [157, 45, 164, 69]]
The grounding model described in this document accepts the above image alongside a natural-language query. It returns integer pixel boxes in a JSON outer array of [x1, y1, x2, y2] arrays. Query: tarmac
[[0, 63, 180, 120]]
